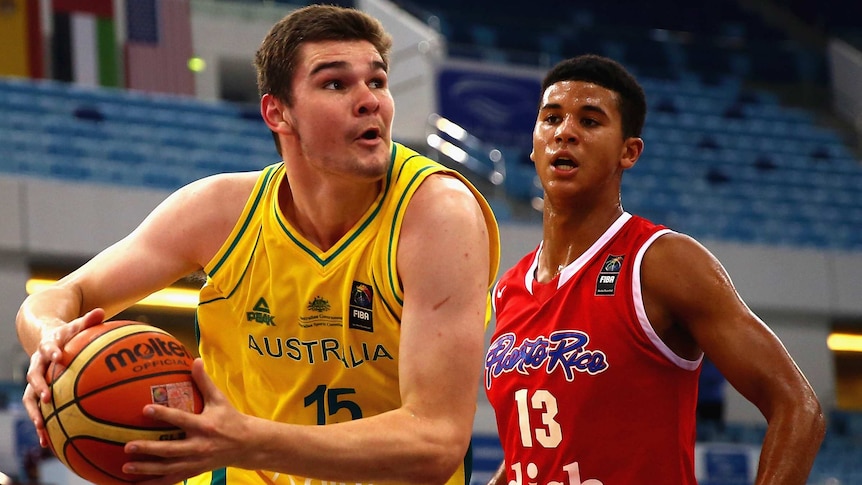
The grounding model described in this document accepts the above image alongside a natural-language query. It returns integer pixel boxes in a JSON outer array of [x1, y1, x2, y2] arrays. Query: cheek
[[298, 108, 339, 136], [379, 96, 395, 123], [532, 128, 551, 151]]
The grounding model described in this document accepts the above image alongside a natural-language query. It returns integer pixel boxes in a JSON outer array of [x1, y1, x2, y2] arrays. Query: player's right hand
[[22, 308, 106, 447]]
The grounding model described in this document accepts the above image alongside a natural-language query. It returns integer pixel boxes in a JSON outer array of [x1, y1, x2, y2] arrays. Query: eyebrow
[[540, 103, 607, 116], [309, 59, 388, 77]]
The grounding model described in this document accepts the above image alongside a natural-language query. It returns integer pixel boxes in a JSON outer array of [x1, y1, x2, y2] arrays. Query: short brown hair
[[254, 4, 393, 106]]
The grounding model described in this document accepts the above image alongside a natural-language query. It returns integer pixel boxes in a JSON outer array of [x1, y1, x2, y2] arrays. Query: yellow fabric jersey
[[192, 142, 501, 485]]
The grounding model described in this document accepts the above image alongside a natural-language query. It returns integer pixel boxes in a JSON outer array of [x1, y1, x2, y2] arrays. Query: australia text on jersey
[[248, 335, 394, 369], [485, 331, 609, 389]]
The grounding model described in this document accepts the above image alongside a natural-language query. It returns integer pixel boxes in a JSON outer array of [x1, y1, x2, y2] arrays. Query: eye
[[368, 77, 387, 89], [581, 118, 599, 127], [323, 80, 344, 90], [543, 114, 561, 124]]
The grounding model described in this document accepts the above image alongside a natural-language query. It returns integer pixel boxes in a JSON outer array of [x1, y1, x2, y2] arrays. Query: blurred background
[[0, 0, 860, 484]]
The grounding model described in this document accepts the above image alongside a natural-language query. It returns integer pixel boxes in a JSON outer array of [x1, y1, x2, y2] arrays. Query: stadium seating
[[397, 0, 862, 251], [2, 63, 861, 251], [468, 72, 861, 250], [620, 75, 861, 250], [0, 77, 275, 192]]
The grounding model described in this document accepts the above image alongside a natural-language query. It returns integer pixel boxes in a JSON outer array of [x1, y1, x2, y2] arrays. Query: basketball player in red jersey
[[484, 54, 824, 485]]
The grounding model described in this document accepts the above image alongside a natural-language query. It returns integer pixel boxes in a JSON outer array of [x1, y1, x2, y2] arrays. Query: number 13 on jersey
[[515, 388, 562, 447], [511, 389, 604, 485]]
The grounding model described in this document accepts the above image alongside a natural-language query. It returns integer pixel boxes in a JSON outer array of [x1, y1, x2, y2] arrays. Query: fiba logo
[[349, 281, 374, 332], [596, 254, 624, 296], [602, 255, 623, 272]]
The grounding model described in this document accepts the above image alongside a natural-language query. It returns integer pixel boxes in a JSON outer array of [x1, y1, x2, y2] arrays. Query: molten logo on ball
[[103, 336, 193, 372]]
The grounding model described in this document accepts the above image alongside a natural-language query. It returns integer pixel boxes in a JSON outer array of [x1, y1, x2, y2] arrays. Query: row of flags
[[0, 0, 194, 95]]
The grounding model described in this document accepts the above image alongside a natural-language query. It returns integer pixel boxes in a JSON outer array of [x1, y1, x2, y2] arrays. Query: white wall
[[190, 1, 289, 102], [0, 177, 167, 382], [0, 408, 18, 476], [358, 0, 443, 143]]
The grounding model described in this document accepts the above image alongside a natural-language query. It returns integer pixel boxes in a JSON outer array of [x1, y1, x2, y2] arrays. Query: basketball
[[40, 320, 203, 485]]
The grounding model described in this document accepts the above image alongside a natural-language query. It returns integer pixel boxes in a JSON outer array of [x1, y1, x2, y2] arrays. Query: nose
[[355, 84, 380, 116], [555, 116, 578, 144]]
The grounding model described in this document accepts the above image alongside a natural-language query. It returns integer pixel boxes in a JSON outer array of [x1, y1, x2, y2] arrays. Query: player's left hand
[[122, 358, 254, 484]]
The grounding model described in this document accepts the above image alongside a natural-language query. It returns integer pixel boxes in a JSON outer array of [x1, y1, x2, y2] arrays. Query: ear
[[260, 93, 293, 134], [620, 137, 644, 170]]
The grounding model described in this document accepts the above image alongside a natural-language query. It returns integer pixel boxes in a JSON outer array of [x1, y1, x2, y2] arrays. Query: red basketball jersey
[[485, 213, 701, 485]]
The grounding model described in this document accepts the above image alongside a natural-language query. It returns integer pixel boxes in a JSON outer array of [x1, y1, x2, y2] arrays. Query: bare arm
[[16, 172, 255, 443], [123, 173, 495, 485], [642, 233, 825, 485]]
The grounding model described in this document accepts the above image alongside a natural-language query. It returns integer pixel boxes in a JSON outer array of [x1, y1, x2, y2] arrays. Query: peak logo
[[103, 337, 192, 372], [484, 330, 608, 389], [247, 297, 275, 326]]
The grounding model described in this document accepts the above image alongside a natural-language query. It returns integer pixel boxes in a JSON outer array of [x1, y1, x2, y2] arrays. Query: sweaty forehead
[[299, 40, 385, 73], [542, 80, 618, 109]]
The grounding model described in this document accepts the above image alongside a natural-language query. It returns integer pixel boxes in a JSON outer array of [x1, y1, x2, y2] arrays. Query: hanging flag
[[0, 0, 44, 78], [51, 0, 119, 87], [125, 0, 194, 95]]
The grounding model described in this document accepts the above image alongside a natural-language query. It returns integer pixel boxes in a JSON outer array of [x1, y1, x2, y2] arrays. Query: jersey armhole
[[631, 229, 702, 370]]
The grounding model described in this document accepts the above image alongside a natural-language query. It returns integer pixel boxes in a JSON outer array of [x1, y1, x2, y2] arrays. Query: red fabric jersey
[[485, 213, 701, 485]]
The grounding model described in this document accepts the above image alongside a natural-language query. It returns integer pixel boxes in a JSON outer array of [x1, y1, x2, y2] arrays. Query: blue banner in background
[[437, 64, 541, 155]]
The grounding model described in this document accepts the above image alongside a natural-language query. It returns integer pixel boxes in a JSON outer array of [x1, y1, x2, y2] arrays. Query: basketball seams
[[47, 324, 172, 411], [66, 324, 173, 379], [64, 441, 131, 485], [65, 435, 163, 485], [56, 369, 194, 430], [60, 433, 174, 483], [47, 324, 171, 399]]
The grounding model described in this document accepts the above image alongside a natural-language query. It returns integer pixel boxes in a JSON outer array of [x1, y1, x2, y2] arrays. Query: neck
[[537, 203, 624, 282], [277, 172, 381, 251]]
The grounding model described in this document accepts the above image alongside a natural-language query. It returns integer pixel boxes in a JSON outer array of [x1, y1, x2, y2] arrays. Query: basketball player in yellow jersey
[[17, 5, 500, 485]]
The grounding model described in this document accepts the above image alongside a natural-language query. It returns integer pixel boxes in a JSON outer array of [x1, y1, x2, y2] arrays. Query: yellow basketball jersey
[[192, 142, 500, 485]]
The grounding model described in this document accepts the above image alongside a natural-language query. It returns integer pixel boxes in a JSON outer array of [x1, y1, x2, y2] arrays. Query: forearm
[[487, 461, 507, 485], [245, 407, 470, 484], [754, 398, 825, 485], [16, 285, 84, 354]]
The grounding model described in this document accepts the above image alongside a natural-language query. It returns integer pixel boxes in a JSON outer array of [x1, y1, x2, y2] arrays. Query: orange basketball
[[40, 320, 203, 485]]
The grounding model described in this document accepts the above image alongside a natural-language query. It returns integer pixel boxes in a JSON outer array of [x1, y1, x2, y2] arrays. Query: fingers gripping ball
[[40, 320, 203, 485]]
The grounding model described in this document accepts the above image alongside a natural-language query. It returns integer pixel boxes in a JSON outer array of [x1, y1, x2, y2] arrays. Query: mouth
[[551, 155, 578, 170], [357, 127, 382, 142]]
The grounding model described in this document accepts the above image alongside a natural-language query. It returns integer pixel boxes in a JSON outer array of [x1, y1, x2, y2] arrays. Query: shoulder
[[640, 230, 738, 325], [405, 173, 487, 228], [398, 172, 491, 260], [164, 170, 262, 215], [153, 170, 268, 263], [641, 231, 724, 277]]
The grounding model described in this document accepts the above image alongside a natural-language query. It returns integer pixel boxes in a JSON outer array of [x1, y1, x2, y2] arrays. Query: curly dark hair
[[541, 54, 646, 139]]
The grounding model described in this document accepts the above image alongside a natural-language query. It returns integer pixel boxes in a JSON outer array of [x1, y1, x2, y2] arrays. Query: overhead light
[[25, 278, 199, 310], [827, 333, 862, 353]]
